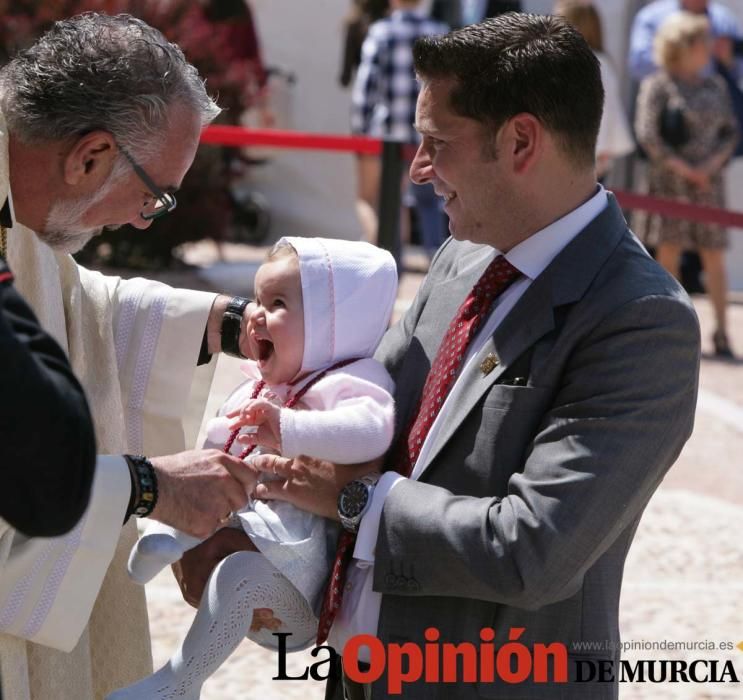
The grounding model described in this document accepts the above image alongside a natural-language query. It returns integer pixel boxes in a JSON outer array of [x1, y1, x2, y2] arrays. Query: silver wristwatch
[[337, 472, 381, 533]]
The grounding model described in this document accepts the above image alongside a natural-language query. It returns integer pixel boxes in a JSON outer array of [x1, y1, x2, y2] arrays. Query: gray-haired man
[[0, 13, 261, 700]]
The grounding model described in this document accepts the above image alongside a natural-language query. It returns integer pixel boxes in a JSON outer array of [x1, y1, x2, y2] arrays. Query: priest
[[0, 13, 260, 700]]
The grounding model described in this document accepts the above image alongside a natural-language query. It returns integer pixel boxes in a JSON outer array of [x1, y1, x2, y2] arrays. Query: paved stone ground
[[124, 242, 743, 699]]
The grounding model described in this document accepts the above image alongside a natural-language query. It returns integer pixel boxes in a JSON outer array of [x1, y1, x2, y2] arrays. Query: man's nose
[[409, 143, 433, 185]]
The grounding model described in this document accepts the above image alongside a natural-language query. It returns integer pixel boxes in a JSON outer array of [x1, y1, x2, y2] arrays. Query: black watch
[[221, 296, 251, 358], [338, 472, 381, 533]]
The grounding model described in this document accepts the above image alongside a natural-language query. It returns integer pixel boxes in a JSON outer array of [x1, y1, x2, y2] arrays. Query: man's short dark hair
[[413, 12, 604, 167]]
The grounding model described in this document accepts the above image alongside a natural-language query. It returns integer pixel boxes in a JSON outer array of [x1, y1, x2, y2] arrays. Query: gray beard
[[42, 195, 103, 254], [42, 162, 125, 254]]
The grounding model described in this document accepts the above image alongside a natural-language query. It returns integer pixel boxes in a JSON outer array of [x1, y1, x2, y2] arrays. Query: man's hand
[[149, 449, 258, 538], [250, 454, 381, 519], [172, 529, 281, 631], [227, 398, 281, 451], [172, 528, 255, 606]]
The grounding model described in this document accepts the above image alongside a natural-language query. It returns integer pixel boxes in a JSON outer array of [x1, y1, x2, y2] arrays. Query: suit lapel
[[413, 194, 630, 478], [417, 276, 555, 475], [394, 245, 499, 422]]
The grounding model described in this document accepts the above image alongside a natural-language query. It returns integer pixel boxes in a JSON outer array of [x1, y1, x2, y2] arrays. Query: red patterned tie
[[315, 255, 521, 645], [401, 254, 521, 474]]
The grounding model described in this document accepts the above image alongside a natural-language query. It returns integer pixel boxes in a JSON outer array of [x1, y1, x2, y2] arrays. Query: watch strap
[[221, 296, 251, 358]]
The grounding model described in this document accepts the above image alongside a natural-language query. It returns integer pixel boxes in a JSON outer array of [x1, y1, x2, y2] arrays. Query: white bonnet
[[277, 237, 397, 372]]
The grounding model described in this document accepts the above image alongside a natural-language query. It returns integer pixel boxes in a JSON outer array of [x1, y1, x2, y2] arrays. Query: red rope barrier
[[613, 190, 743, 229], [201, 125, 743, 229], [201, 125, 382, 155]]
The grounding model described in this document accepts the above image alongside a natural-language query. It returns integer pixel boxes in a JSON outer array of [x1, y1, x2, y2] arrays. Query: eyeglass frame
[[118, 146, 177, 221]]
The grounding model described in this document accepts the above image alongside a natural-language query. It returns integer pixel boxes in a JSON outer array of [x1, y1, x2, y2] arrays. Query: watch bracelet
[[221, 296, 251, 358], [338, 472, 381, 532]]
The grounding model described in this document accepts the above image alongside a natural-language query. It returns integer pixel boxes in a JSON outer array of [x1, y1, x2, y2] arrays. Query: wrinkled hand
[[250, 454, 381, 520], [171, 527, 282, 632], [149, 449, 258, 538], [227, 398, 281, 451], [171, 528, 280, 630], [173, 528, 256, 606]]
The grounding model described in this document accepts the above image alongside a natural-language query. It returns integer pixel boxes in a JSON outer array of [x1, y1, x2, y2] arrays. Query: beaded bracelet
[[124, 455, 158, 518]]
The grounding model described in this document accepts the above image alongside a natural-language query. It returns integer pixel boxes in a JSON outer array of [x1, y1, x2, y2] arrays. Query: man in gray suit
[[178, 13, 700, 699]]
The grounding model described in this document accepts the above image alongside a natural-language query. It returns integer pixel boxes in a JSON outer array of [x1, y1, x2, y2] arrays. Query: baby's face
[[247, 255, 304, 384]]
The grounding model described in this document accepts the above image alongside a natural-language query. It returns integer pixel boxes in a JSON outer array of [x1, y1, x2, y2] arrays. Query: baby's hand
[[227, 398, 281, 451]]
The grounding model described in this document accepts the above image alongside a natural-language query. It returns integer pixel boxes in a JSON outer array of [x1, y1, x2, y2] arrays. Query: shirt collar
[[503, 185, 608, 281]]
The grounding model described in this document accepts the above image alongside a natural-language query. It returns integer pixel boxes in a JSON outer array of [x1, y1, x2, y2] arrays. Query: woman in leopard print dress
[[634, 11, 738, 357]]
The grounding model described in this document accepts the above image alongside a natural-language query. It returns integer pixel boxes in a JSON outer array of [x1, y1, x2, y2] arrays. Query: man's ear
[[508, 114, 541, 174], [62, 131, 117, 187]]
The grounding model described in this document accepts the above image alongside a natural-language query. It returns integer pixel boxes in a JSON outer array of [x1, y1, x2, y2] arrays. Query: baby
[[108, 237, 397, 700]]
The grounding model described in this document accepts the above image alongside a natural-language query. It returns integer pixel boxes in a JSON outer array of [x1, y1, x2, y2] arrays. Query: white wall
[[247, 0, 363, 243]]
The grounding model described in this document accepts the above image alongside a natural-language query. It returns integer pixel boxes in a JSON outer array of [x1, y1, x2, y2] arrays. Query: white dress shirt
[[328, 186, 609, 659]]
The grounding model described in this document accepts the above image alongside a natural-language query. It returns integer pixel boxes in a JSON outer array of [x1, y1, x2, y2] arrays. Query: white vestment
[[0, 113, 216, 700]]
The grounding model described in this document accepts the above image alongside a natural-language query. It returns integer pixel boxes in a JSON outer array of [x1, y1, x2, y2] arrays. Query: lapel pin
[[480, 352, 500, 375]]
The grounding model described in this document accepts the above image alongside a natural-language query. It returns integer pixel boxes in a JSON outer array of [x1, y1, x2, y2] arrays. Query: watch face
[[339, 481, 370, 519]]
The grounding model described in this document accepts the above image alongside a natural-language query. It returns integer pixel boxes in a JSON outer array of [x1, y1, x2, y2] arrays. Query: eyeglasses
[[118, 146, 177, 221]]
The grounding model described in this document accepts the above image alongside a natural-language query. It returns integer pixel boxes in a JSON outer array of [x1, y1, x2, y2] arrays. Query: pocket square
[[501, 376, 528, 386]]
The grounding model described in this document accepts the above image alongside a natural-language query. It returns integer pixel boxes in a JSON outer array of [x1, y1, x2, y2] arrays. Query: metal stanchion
[[377, 140, 404, 271]]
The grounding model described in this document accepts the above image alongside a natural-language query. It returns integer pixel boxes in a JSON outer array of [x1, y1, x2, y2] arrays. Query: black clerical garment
[[0, 255, 96, 536]]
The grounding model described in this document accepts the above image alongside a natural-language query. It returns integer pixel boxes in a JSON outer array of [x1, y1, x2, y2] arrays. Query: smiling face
[[40, 104, 201, 253], [247, 254, 305, 385], [410, 78, 516, 247]]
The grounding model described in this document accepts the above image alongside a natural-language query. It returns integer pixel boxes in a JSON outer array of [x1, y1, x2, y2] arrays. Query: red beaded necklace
[[222, 358, 358, 459]]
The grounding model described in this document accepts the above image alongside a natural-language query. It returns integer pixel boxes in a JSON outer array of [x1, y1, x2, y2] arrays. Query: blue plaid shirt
[[351, 10, 449, 143]]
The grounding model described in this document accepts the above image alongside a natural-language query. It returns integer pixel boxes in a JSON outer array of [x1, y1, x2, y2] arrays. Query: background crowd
[[2, 0, 739, 357]]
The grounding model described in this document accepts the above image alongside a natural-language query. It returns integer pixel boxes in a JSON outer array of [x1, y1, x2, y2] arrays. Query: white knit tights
[[106, 551, 317, 700]]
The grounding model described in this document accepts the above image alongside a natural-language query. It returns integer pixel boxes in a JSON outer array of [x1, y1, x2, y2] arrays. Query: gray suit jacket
[[371, 195, 700, 698]]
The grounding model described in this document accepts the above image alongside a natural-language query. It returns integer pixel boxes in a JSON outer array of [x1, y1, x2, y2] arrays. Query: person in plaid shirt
[[351, 0, 448, 257]]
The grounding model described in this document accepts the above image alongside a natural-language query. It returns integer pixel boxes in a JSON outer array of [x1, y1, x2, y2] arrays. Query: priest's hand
[[149, 449, 258, 538], [248, 454, 379, 519]]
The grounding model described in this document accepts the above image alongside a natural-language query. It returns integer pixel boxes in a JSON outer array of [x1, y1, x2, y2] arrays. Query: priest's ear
[[62, 131, 117, 188]]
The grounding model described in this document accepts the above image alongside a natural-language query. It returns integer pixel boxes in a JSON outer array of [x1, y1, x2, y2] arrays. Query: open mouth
[[256, 338, 274, 362], [443, 192, 457, 204]]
